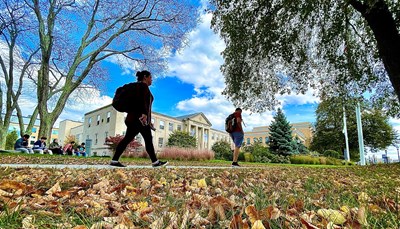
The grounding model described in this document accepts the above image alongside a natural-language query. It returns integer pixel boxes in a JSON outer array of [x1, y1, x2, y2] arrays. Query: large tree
[[310, 97, 395, 160], [268, 108, 293, 156], [0, 0, 40, 148], [0, 0, 198, 143], [211, 0, 400, 115]]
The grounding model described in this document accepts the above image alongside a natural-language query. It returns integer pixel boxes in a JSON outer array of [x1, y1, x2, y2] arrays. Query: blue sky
[[3, 1, 399, 160]]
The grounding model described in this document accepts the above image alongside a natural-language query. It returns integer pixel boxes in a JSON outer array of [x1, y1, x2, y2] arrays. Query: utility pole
[[355, 102, 365, 165], [343, 106, 350, 161]]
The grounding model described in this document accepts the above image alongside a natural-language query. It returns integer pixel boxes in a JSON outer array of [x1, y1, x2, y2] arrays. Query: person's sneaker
[[110, 161, 127, 167], [232, 162, 240, 167], [152, 160, 168, 168]]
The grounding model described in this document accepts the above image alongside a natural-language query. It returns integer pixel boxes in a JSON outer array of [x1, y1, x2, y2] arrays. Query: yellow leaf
[[317, 209, 346, 225], [358, 192, 369, 203], [198, 179, 207, 188], [252, 220, 265, 229], [340, 205, 350, 216]]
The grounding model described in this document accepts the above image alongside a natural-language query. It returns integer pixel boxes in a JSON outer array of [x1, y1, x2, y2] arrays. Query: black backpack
[[112, 83, 137, 112], [225, 113, 236, 133]]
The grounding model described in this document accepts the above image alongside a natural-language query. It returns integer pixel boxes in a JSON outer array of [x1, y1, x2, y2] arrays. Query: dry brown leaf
[[192, 213, 210, 226], [45, 182, 61, 195], [245, 206, 260, 224], [0, 189, 13, 197], [357, 206, 369, 226], [93, 179, 110, 191], [0, 180, 28, 191], [230, 213, 250, 229], [300, 217, 319, 229], [72, 226, 88, 229], [265, 205, 281, 220], [21, 215, 35, 229]]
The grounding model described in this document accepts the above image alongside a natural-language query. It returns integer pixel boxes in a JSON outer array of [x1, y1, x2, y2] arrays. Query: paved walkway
[[0, 164, 247, 169]]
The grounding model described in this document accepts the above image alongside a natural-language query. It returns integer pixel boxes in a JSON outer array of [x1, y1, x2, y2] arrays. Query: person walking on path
[[230, 108, 244, 167], [14, 134, 34, 154], [110, 70, 168, 168]]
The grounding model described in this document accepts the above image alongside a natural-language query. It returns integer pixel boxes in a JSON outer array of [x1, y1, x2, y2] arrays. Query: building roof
[[175, 112, 212, 126]]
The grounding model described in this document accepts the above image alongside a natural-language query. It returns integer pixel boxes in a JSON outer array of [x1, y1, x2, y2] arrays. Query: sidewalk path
[[0, 164, 248, 169]]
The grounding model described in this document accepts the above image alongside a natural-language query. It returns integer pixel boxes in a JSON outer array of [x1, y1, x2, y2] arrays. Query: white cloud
[[167, 11, 318, 131]]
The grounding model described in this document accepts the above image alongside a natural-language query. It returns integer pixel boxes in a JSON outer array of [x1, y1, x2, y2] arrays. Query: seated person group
[[15, 135, 86, 156]]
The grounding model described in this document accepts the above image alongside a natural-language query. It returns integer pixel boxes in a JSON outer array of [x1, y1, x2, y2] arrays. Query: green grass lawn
[[0, 152, 399, 228]]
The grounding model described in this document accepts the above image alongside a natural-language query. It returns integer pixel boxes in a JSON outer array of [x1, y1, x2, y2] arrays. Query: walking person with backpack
[[110, 70, 168, 168], [225, 108, 244, 167]]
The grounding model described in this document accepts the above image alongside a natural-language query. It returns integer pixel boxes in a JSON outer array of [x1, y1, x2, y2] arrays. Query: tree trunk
[[351, 0, 400, 101]]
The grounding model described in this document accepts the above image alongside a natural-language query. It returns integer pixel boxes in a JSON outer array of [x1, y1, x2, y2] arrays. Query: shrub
[[5, 130, 18, 150], [167, 131, 196, 148], [105, 135, 143, 154], [290, 155, 320, 164], [323, 150, 341, 159], [212, 141, 232, 161], [158, 146, 214, 161], [244, 152, 253, 162], [238, 152, 245, 161]]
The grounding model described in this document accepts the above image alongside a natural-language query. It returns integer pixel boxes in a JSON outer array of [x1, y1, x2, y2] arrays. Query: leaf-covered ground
[[0, 155, 399, 228]]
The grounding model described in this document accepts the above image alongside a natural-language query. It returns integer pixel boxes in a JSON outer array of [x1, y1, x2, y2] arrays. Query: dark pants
[[112, 119, 157, 162], [51, 148, 62, 155]]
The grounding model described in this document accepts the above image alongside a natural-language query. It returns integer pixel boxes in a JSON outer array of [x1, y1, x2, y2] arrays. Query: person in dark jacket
[[49, 139, 63, 155], [110, 70, 167, 168], [14, 134, 33, 154]]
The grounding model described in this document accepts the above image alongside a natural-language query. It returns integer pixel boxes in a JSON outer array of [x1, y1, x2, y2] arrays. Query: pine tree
[[269, 108, 293, 156]]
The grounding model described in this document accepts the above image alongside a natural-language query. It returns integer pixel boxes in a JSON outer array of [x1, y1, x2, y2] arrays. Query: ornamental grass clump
[[159, 146, 214, 161]]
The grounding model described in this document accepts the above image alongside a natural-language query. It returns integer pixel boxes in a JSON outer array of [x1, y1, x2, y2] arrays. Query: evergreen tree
[[269, 108, 293, 156], [167, 131, 197, 148]]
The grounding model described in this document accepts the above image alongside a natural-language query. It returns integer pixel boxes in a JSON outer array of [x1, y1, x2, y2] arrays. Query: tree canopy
[[211, 0, 400, 115], [0, 0, 199, 145], [310, 97, 395, 160]]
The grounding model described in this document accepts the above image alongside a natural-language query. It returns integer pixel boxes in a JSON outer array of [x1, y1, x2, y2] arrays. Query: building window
[[177, 125, 182, 131], [30, 140, 35, 145], [190, 127, 196, 136], [159, 120, 165, 130], [247, 138, 250, 145], [97, 115, 100, 125], [158, 137, 164, 148], [151, 118, 155, 125], [95, 133, 98, 145], [88, 117, 92, 127], [253, 137, 257, 143], [265, 137, 269, 143], [212, 134, 215, 140], [32, 127, 37, 133], [216, 135, 219, 140], [52, 130, 58, 135], [169, 123, 173, 131], [259, 137, 262, 142], [107, 112, 111, 123], [105, 131, 108, 141], [76, 134, 80, 142]]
